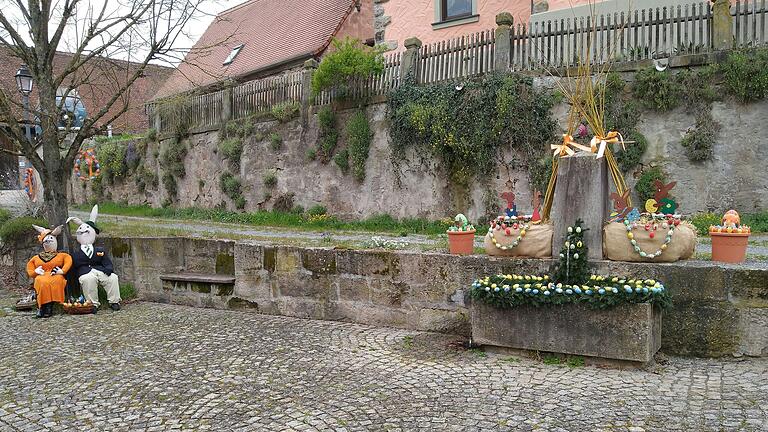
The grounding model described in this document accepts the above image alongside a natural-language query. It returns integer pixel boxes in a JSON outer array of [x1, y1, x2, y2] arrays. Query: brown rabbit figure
[[653, 180, 677, 202], [610, 190, 632, 220]]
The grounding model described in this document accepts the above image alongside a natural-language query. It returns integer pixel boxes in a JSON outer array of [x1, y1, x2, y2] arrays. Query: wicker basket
[[63, 304, 96, 315], [14, 300, 37, 311]]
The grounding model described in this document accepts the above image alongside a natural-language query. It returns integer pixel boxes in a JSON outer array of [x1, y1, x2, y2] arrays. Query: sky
[[0, 0, 251, 66]]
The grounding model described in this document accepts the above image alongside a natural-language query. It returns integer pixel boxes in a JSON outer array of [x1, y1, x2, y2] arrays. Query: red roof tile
[[153, 0, 363, 100]]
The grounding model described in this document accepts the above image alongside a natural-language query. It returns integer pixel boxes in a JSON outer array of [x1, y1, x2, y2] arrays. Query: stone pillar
[[400, 37, 422, 82], [494, 12, 514, 72], [712, 0, 733, 50], [221, 87, 233, 124], [549, 153, 610, 260], [300, 59, 318, 124]]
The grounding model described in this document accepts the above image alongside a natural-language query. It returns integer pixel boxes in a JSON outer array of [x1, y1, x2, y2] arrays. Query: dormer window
[[223, 44, 244, 66]]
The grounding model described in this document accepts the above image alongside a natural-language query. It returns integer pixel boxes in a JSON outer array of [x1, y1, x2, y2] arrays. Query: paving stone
[[0, 301, 766, 431]]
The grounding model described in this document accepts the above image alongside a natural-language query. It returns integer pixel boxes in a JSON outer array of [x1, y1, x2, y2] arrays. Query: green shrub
[[311, 37, 385, 95], [234, 196, 246, 210], [318, 131, 338, 162], [291, 205, 305, 214], [316, 107, 338, 162], [333, 148, 349, 173], [346, 110, 372, 181], [269, 133, 282, 151], [717, 48, 768, 103], [616, 131, 649, 173], [632, 68, 680, 111], [691, 213, 721, 234], [0, 208, 12, 226], [0, 216, 48, 243], [318, 107, 335, 130], [273, 193, 296, 213], [162, 173, 177, 198], [94, 140, 127, 184], [307, 205, 327, 217], [306, 147, 317, 161], [680, 111, 719, 162], [263, 171, 277, 188], [635, 167, 667, 203], [271, 101, 300, 122], [219, 137, 244, 167], [388, 73, 556, 187], [161, 137, 187, 178], [146, 128, 158, 142], [219, 172, 242, 199]]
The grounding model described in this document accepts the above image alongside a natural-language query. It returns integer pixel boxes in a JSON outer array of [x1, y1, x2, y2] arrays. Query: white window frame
[[223, 44, 245, 66], [432, 0, 479, 30]]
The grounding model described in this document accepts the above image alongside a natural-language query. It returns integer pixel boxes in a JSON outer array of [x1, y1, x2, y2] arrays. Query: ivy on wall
[[387, 73, 557, 189], [346, 110, 372, 181]]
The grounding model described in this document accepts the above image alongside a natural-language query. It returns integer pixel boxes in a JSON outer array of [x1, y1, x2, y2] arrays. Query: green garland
[[470, 274, 672, 311]]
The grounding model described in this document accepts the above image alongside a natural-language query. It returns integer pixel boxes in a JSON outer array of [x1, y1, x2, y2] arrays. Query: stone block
[[235, 243, 264, 273], [337, 275, 370, 302], [417, 308, 470, 336], [170, 291, 202, 308], [234, 271, 272, 299], [132, 237, 185, 270], [274, 273, 335, 301], [227, 297, 261, 311], [140, 290, 170, 304], [337, 250, 399, 276], [662, 300, 739, 357], [737, 307, 768, 357], [728, 267, 768, 301], [275, 298, 325, 320], [301, 248, 337, 274], [471, 302, 661, 363], [275, 247, 300, 273], [370, 279, 409, 307]]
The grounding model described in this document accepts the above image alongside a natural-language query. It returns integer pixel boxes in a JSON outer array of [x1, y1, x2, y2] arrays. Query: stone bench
[[160, 273, 236, 300]]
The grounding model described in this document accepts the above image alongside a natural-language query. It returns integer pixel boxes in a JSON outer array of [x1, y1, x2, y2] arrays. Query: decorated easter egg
[[645, 199, 659, 213], [659, 198, 678, 215]]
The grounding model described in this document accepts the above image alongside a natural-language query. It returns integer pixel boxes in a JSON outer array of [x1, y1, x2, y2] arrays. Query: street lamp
[[15, 64, 34, 145]]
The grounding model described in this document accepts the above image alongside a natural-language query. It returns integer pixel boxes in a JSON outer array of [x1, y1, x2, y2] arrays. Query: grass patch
[[542, 355, 561, 366], [567, 356, 585, 368], [469, 348, 487, 358], [0, 216, 48, 243], [402, 335, 414, 349], [74, 202, 453, 236], [692, 211, 768, 234]]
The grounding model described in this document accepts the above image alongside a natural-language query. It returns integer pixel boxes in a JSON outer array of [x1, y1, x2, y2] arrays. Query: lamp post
[[15, 64, 34, 144]]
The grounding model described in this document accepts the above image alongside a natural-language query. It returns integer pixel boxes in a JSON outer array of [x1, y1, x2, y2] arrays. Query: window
[[441, 0, 473, 21], [223, 44, 244, 66]]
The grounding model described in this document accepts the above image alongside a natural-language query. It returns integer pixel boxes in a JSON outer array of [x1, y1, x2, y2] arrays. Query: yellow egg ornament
[[645, 199, 659, 213]]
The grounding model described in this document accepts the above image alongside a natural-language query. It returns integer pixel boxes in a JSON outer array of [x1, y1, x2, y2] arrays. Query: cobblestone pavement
[[1, 302, 766, 432]]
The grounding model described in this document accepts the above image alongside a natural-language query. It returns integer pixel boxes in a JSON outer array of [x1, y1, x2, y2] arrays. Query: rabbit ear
[[666, 181, 677, 190], [50, 225, 63, 236], [622, 190, 630, 199], [89, 204, 99, 222], [31, 224, 47, 234], [67, 216, 84, 226]]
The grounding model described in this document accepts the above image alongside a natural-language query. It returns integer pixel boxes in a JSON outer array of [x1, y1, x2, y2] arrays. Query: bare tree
[[0, 0, 213, 227]]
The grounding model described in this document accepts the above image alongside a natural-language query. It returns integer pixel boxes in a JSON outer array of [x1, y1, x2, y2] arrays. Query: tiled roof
[[0, 45, 172, 134], [153, 0, 359, 100]]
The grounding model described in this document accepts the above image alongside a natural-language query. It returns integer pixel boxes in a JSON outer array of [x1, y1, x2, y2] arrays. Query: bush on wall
[[681, 110, 719, 162], [388, 73, 556, 188], [311, 37, 385, 97], [346, 110, 372, 181], [717, 47, 768, 103]]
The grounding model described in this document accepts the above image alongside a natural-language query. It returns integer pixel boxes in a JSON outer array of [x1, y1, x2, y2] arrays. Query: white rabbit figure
[[66, 204, 121, 312]]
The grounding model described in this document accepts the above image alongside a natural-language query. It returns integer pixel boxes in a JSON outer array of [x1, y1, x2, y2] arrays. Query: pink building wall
[[380, 0, 592, 49]]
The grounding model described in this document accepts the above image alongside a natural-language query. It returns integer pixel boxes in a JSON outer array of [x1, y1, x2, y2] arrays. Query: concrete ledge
[[471, 302, 662, 363]]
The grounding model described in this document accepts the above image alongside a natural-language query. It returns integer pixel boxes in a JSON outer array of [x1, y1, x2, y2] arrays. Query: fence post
[[301, 59, 318, 124], [152, 106, 161, 133], [221, 87, 233, 125], [495, 12, 514, 72], [712, 0, 733, 50], [400, 37, 422, 82]]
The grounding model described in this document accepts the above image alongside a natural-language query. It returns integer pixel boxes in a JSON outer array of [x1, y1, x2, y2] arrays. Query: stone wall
[[6, 235, 763, 358], [70, 84, 768, 220]]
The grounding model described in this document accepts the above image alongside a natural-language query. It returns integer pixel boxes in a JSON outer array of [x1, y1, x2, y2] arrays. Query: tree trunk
[[42, 160, 69, 227]]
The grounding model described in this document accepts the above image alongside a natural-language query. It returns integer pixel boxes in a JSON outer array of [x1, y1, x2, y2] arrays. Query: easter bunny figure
[[27, 224, 72, 318], [66, 205, 121, 312]]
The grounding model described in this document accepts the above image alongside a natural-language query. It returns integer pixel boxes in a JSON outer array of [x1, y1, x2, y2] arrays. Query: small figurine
[[531, 190, 543, 223], [722, 210, 740, 228], [27, 225, 72, 318], [609, 190, 632, 221]]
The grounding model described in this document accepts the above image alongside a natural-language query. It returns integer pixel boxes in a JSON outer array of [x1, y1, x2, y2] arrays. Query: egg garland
[[623, 214, 681, 259], [73, 148, 101, 181], [488, 215, 531, 251]]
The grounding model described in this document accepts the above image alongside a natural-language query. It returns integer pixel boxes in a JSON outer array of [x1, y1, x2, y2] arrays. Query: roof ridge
[[217, 0, 262, 17]]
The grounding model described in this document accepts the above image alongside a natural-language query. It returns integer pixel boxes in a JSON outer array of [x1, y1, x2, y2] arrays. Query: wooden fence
[[232, 71, 303, 119], [149, 1, 768, 134], [417, 29, 496, 83]]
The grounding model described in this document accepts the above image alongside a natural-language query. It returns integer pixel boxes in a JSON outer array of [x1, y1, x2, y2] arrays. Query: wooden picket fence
[[232, 71, 303, 119], [149, 1, 768, 134], [417, 29, 496, 83]]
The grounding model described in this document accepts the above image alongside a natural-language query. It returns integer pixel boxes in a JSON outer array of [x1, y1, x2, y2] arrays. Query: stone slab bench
[[160, 273, 236, 301]]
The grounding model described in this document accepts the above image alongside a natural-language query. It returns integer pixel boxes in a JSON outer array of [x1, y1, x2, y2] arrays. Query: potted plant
[[447, 213, 475, 255], [709, 210, 751, 263]]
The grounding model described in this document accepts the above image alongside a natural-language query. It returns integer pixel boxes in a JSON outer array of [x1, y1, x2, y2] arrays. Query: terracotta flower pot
[[710, 232, 750, 263], [447, 230, 476, 255]]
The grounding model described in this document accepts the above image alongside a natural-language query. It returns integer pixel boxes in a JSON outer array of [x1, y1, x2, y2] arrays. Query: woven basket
[[14, 300, 37, 311], [63, 304, 95, 315]]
